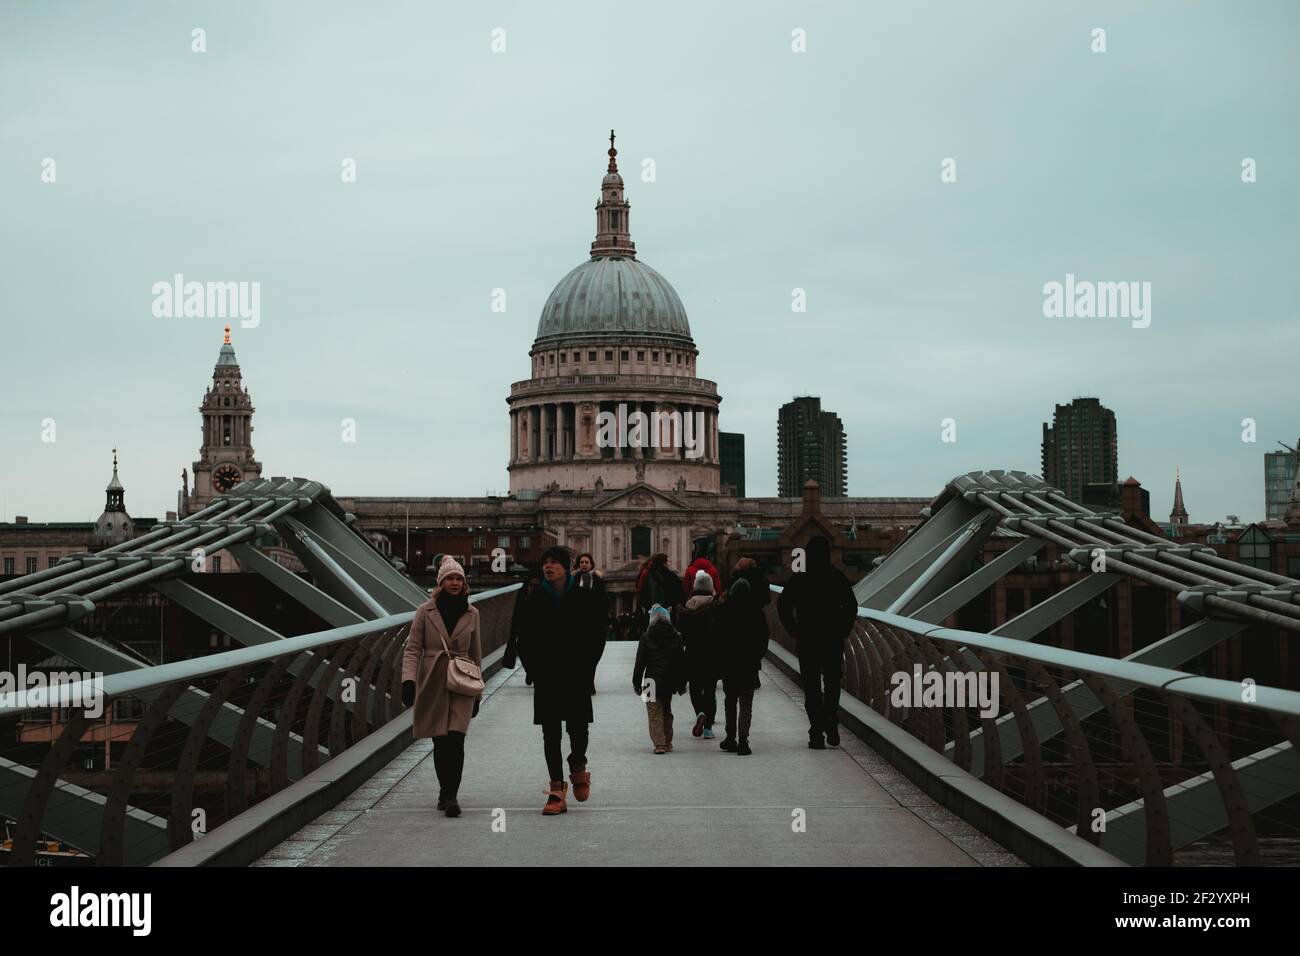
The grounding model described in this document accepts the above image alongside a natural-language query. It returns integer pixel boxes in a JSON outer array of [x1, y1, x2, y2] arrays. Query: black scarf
[[436, 589, 469, 637]]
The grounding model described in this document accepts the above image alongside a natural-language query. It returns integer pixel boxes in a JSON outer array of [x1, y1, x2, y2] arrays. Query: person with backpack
[[776, 535, 858, 749], [515, 545, 608, 815], [632, 604, 686, 754], [675, 569, 723, 739], [401, 557, 482, 818], [717, 558, 772, 755], [635, 552, 687, 614]]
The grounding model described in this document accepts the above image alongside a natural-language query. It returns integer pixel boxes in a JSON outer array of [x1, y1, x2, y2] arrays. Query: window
[[2, 558, 13, 576], [474, 536, 486, 547], [588, 351, 596, 361], [211, 556, 222, 573], [48, 556, 59, 569], [114, 698, 146, 720], [549, 354, 555, 365], [621, 350, 629, 361], [573, 352, 580, 362], [520, 536, 531, 549], [630, 526, 652, 558], [498, 535, 510, 548], [1237, 527, 1272, 571], [604, 350, 613, 361], [559, 353, 565, 364], [610, 210, 620, 229], [652, 351, 659, 361], [26, 557, 37, 574], [637, 350, 645, 361]]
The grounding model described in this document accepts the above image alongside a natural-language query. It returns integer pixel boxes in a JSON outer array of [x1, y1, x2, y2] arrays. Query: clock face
[[213, 464, 242, 492]]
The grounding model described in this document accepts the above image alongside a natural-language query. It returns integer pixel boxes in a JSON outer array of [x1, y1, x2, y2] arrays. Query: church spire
[[1170, 467, 1189, 530], [590, 129, 636, 260]]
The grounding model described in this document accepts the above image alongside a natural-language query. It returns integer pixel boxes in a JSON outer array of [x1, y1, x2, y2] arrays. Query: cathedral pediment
[[593, 483, 687, 511]]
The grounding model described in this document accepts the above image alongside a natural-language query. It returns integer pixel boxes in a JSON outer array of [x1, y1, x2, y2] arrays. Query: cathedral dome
[[534, 257, 692, 346]]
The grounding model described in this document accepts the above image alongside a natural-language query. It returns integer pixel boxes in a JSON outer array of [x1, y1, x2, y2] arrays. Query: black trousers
[[689, 678, 718, 725], [542, 720, 589, 781], [432, 731, 465, 796], [797, 641, 845, 736]]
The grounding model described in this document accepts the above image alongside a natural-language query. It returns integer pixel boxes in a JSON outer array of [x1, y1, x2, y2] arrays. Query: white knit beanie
[[693, 569, 714, 594], [437, 556, 466, 585]]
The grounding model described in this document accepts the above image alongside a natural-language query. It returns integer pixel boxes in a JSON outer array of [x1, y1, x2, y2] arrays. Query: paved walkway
[[255, 644, 1023, 866]]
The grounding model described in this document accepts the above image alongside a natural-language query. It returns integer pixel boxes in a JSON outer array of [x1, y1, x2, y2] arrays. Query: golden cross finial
[[223, 324, 232, 345]]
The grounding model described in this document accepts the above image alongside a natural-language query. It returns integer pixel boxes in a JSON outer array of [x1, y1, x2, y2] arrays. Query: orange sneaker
[[570, 767, 592, 802], [543, 780, 568, 815]]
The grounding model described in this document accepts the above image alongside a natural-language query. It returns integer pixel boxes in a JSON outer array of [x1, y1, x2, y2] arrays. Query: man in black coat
[[516, 546, 608, 813], [776, 535, 858, 749]]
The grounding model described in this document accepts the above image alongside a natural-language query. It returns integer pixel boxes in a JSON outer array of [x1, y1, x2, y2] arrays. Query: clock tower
[[185, 325, 262, 514]]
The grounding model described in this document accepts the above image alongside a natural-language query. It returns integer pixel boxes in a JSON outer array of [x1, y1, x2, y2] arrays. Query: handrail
[[0, 582, 521, 717], [771, 585, 1300, 718]]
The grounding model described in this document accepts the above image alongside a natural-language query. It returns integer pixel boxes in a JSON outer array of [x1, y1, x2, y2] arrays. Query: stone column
[[510, 410, 518, 463], [542, 404, 553, 461]]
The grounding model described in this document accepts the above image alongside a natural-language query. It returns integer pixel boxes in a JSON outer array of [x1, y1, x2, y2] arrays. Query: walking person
[[574, 552, 608, 694], [635, 552, 686, 615], [675, 569, 723, 739], [632, 604, 686, 754], [776, 535, 857, 748], [718, 558, 772, 755], [504, 570, 540, 686], [401, 557, 483, 818], [516, 545, 608, 815]]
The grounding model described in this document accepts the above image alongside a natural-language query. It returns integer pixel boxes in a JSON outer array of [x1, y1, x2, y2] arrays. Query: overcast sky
[[2, 1, 1297, 525]]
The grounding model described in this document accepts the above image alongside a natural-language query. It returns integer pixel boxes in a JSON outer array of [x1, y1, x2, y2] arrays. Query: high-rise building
[[719, 432, 746, 497], [1041, 397, 1117, 502], [1265, 443, 1298, 522], [778, 397, 847, 497]]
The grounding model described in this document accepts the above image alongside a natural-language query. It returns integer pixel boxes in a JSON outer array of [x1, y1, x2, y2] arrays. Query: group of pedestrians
[[634, 556, 772, 755], [400, 534, 858, 818]]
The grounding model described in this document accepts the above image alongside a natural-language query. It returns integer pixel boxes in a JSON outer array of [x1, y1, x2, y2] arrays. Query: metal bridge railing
[[768, 592, 1300, 866], [0, 583, 518, 867]]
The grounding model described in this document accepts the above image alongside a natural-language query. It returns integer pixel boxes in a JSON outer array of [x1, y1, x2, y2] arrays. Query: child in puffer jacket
[[632, 604, 686, 754]]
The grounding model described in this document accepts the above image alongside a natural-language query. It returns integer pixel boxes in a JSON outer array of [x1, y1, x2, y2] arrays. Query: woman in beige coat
[[401, 558, 482, 818]]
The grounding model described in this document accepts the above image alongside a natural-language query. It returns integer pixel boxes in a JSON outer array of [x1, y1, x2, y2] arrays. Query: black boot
[[808, 730, 826, 750], [719, 736, 738, 752], [436, 790, 447, 811], [826, 726, 841, 747], [737, 738, 752, 756], [444, 793, 461, 818]]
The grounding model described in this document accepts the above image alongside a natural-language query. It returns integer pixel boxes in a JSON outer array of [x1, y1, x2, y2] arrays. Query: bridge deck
[[255, 643, 1023, 866]]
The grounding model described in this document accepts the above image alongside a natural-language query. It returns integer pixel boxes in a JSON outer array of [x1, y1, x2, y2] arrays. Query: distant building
[[1, 452, 159, 576], [1265, 444, 1298, 522], [184, 325, 262, 515], [1169, 469, 1189, 532], [719, 432, 746, 497], [1082, 478, 1150, 516], [778, 397, 847, 497], [1041, 397, 1117, 503]]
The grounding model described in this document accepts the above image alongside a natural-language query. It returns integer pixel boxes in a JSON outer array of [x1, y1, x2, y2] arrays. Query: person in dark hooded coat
[[717, 558, 771, 755], [776, 534, 857, 748]]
